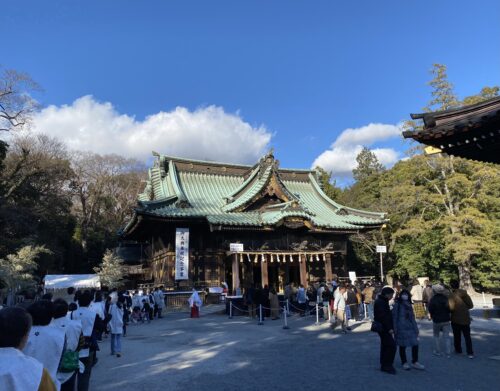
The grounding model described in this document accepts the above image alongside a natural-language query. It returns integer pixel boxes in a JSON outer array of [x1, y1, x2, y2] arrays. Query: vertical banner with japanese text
[[175, 228, 189, 280]]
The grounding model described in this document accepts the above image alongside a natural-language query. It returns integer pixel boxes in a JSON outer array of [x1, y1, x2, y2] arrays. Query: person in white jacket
[[333, 285, 349, 333], [0, 306, 57, 391], [23, 300, 66, 391], [153, 287, 165, 319], [51, 299, 83, 391], [108, 297, 125, 357]]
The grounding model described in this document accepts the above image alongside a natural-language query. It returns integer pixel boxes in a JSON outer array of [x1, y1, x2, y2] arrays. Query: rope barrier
[[230, 304, 251, 313]]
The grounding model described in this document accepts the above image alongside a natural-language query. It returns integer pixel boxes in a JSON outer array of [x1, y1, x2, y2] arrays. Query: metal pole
[[258, 304, 263, 325], [229, 300, 233, 319], [283, 306, 289, 329], [379, 252, 384, 282], [286, 299, 290, 315], [315, 303, 319, 325], [364, 303, 368, 320]]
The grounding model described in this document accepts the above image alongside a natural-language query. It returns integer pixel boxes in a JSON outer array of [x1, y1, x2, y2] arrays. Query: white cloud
[[312, 123, 402, 178], [30, 95, 272, 164], [333, 123, 401, 147]]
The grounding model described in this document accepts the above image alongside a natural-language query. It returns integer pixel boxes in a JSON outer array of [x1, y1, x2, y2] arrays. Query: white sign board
[[348, 271, 357, 284], [175, 228, 189, 280], [230, 243, 244, 252], [376, 245, 387, 253]]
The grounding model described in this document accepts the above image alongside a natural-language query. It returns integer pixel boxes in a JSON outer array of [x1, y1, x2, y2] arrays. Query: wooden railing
[[164, 291, 207, 310]]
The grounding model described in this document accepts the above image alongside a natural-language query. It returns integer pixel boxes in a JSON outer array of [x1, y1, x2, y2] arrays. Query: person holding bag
[[51, 299, 84, 390], [392, 289, 425, 371]]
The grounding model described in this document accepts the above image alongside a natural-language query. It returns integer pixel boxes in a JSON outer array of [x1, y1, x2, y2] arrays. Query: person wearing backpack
[[428, 284, 451, 357]]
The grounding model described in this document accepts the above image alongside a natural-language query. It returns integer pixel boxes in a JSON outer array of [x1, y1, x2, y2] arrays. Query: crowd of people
[[374, 279, 475, 375], [0, 286, 167, 391], [1, 277, 477, 388], [241, 277, 475, 376]]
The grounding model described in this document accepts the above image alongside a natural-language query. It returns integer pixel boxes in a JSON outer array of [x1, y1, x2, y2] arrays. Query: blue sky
[[2, 1, 499, 184]]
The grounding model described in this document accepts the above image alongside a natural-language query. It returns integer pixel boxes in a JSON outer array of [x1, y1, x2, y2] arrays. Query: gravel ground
[[90, 309, 500, 391]]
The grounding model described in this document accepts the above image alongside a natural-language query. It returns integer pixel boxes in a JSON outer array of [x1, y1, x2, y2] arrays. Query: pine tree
[[93, 249, 126, 289], [314, 166, 342, 200], [424, 64, 460, 111], [352, 147, 385, 182]]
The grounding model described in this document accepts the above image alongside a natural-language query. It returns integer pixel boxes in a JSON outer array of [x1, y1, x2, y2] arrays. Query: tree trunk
[[457, 261, 475, 294]]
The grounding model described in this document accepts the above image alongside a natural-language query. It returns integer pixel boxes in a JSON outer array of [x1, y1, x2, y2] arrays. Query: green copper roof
[[127, 152, 386, 233]]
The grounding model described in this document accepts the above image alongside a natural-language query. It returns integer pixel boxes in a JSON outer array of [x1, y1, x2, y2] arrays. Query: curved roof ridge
[[222, 164, 274, 212], [225, 165, 260, 201], [410, 96, 500, 122], [160, 154, 253, 169], [308, 173, 385, 219], [168, 160, 189, 204]]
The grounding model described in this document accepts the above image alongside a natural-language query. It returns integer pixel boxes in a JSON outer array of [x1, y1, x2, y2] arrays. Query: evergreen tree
[[352, 147, 385, 182], [314, 166, 342, 200], [0, 245, 51, 291], [424, 63, 459, 112], [94, 249, 126, 288], [342, 64, 499, 292]]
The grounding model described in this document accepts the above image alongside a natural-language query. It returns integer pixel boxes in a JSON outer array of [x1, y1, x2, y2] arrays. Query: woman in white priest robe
[[188, 289, 202, 318], [24, 300, 66, 391], [0, 306, 57, 391]]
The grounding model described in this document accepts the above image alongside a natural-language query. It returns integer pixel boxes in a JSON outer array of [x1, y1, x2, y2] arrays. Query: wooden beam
[[325, 254, 332, 282], [232, 253, 240, 294], [300, 254, 308, 287], [261, 258, 269, 288]]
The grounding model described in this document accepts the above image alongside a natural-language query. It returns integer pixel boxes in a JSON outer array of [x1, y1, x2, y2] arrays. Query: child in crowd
[[142, 299, 152, 323]]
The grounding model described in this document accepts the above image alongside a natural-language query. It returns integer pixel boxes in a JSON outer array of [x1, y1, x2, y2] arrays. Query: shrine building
[[121, 151, 387, 293]]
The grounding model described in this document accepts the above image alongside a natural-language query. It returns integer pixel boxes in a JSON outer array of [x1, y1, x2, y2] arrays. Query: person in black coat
[[428, 284, 451, 357], [374, 287, 397, 374]]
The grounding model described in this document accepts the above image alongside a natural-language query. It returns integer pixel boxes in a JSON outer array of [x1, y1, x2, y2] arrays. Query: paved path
[[91, 310, 500, 391]]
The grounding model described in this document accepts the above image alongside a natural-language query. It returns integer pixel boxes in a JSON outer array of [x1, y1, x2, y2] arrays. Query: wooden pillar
[[232, 253, 240, 294], [342, 253, 347, 275], [325, 254, 333, 282], [299, 254, 308, 287], [261, 256, 269, 288]]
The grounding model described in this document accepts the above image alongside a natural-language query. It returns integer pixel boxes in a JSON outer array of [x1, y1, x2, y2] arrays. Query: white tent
[[43, 274, 101, 290]]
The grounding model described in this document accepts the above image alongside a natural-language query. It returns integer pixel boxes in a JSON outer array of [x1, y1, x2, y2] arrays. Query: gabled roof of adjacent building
[[122, 151, 387, 236], [403, 96, 500, 163]]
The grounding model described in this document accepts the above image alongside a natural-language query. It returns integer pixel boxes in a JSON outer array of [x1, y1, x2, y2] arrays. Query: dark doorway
[[252, 264, 262, 287]]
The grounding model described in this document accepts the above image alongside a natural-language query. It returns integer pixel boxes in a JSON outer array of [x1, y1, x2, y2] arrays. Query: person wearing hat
[[374, 287, 397, 374], [428, 284, 451, 357]]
